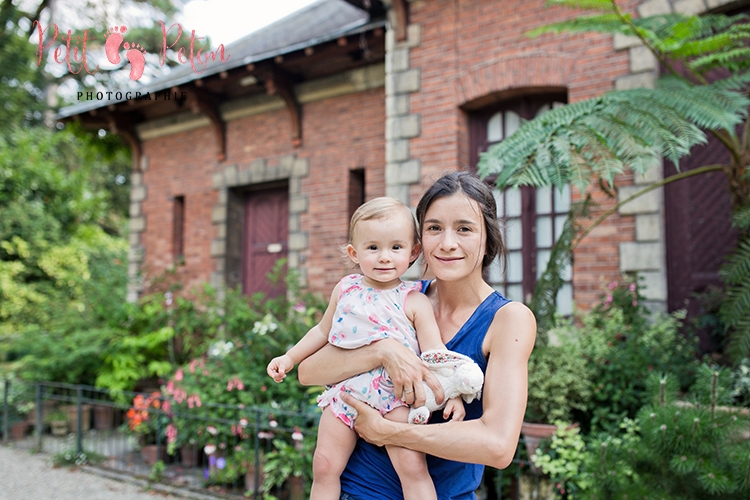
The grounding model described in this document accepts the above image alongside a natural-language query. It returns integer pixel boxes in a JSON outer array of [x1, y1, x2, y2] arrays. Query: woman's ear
[[346, 243, 359, 264], [410, 243, 422, 263]]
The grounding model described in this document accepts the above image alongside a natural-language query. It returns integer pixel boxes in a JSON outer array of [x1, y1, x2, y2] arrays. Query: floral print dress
[[317, 274, 422, 428]]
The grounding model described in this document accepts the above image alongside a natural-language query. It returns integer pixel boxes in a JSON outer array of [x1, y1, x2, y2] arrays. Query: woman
[[298, 171, 536, 500]]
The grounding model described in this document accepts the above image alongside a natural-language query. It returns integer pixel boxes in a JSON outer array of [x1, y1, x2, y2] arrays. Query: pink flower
[[175, 369, 183, 381], [608, 281, 618, 290], [629, 283, 636, 292], [166, 424, 177, 444], [293, 302, 306, 313], [632, 300, 638, 306], [207, 426, 218, 435], [369, 314, 379, 324], [189, 359, 198, 373], [605, 294, 613, 304], [162, 400, 171, 415]]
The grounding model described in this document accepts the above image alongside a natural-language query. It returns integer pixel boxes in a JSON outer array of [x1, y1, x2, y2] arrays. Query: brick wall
[[138, 86, 385, 297], [397, 0, 640, 310]]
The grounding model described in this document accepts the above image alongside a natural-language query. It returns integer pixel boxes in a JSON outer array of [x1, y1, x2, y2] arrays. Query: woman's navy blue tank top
[[339, 280, 511, 500]]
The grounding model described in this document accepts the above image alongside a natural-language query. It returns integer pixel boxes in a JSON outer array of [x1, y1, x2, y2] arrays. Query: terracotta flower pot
[[180, 444, 199, 468], [10, 421, 30, 440], [94, 405, 114, 430], [141, 444, 167, 465], [50, 420, 68, 437], [520, 421, 558, 473]]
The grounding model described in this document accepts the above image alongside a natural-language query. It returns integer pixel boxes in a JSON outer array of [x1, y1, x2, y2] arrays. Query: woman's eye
[[426, 225, 441, 231], [458, 226, 471, 233]]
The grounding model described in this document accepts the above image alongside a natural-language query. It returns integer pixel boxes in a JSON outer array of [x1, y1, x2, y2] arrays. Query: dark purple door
[[664, 135, 736, 352], [242, 187, 288, 298]]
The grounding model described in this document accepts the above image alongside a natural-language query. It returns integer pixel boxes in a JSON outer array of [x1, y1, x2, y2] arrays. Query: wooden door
[[664, 135, 736, 352], [242, 186, 288, 298]]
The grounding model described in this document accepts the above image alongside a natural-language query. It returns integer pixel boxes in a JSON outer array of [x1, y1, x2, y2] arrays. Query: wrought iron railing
[[2, 379, 549, 499]]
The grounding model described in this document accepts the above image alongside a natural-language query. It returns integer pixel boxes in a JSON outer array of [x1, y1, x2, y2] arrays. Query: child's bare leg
[[384, 406, 437, 500], [310, 408, 357, 500]]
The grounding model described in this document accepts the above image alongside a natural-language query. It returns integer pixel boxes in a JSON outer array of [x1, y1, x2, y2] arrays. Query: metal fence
[[1, 379, 551, 500]]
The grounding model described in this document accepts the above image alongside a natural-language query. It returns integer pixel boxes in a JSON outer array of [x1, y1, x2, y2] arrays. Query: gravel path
[[0, 445, 185, 500]]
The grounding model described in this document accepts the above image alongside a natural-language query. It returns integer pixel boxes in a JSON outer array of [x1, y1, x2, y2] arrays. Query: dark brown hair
[[416, 171, 506, 271]]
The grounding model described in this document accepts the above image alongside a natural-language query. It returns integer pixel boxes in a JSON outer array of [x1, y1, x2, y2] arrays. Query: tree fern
[[478, 85, 745, 191], [720, 204, 750, 362]]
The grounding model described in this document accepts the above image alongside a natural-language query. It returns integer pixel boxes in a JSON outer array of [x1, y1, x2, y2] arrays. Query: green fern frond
[[543, 0, 616, 11], [526, 13, 628, 38], [690, 48, 750, 74], [731, 205, 750, 229]]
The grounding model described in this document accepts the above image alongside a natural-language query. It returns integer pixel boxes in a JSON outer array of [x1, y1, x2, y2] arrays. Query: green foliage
[[477, 82, 745, 192], [583, 369, 750, 499], [729, 358, 750, 407], [51, 449, 106, 468], [148, 460, 166, 482], [531, 422, 593, 499], [719, 204, 750, 361], [525, 338, 593, 424], [560, 278, 699, 433], [261, 435, 315, 499]]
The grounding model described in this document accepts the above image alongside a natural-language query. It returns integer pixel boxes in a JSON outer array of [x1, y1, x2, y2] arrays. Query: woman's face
[[420, 192, 487, 282]]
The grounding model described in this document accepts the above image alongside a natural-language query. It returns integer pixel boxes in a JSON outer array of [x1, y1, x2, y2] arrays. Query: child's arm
[[405, 291, 446, 352], [266, 284, 340, 382]]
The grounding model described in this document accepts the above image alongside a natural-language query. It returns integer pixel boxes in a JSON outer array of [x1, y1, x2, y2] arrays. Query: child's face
[[347, 211, 420, 288]]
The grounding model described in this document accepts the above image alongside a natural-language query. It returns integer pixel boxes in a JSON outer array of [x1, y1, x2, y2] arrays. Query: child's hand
[[442, 396, 466, 422], [267, 354, 295, 383]]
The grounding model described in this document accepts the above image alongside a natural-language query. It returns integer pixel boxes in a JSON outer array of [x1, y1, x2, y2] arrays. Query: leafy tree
[[478, 0, 750, 359]]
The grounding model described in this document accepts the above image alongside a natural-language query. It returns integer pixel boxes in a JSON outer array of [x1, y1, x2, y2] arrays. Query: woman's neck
[[430, 273, 493, 341]]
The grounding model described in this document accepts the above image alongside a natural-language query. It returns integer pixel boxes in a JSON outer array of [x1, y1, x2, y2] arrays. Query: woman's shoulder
[[486, 301, 536, 345]]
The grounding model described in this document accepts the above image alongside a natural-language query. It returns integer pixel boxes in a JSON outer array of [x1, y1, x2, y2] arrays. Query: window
[[173, 195, 185, 263], [348, 168, 366, 220], [472, 95, 572, 314]]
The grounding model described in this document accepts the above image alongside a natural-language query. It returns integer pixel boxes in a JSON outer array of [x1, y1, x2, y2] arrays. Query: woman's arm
[[340, 301, 536, 469], [297, 337, 445, 408]]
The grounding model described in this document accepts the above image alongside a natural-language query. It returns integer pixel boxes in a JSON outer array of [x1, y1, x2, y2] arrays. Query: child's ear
[[346, 244, 359, 264]]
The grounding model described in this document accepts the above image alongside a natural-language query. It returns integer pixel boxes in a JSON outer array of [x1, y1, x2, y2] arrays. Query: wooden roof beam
[[264, 67, 302, 148], [179, 85, 227, 162]]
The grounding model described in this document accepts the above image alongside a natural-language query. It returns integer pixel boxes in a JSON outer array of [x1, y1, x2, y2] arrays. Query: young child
[[266, 197, 466, 500]]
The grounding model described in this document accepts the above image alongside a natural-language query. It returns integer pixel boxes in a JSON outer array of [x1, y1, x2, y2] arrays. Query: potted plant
[[262, 429, 314, 500], [523, 325, 592, 463], [125, 391, 169, 465], [45, 408, 69, 437]]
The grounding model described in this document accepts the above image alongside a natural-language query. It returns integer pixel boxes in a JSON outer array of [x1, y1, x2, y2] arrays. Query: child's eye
[[392, 244, 403, 250], [367, 245, 378, 251]]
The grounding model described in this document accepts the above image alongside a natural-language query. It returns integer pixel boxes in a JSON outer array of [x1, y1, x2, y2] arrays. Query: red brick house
[[59, 0, 739, 344]]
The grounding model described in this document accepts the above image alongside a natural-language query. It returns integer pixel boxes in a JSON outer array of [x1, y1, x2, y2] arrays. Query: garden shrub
[[574, 279, 699, 433]]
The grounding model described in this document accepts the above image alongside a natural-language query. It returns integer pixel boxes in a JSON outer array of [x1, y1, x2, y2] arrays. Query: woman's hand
[[340, 392, 395, 447], [376, 339, 444, 408]]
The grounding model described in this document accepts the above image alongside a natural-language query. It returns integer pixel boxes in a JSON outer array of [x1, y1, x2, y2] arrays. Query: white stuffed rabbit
[[408, 349, 484, 424]]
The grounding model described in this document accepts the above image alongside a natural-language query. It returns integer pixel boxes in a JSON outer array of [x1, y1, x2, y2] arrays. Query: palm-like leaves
[[720, 205, 750, 362], [477, 81, 746, 191]]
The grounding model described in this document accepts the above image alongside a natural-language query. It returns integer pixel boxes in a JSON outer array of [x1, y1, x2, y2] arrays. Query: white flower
[[204, 444, 216, 455]]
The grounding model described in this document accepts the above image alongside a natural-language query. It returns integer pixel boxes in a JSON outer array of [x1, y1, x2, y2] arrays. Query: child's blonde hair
[[346, 197, 420, 267]]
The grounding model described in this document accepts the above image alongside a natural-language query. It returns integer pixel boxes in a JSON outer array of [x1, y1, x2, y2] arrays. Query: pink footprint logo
[[103, 25, 147, 81], [104, 26, 127, 64], [123, 42, 146, 80]]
